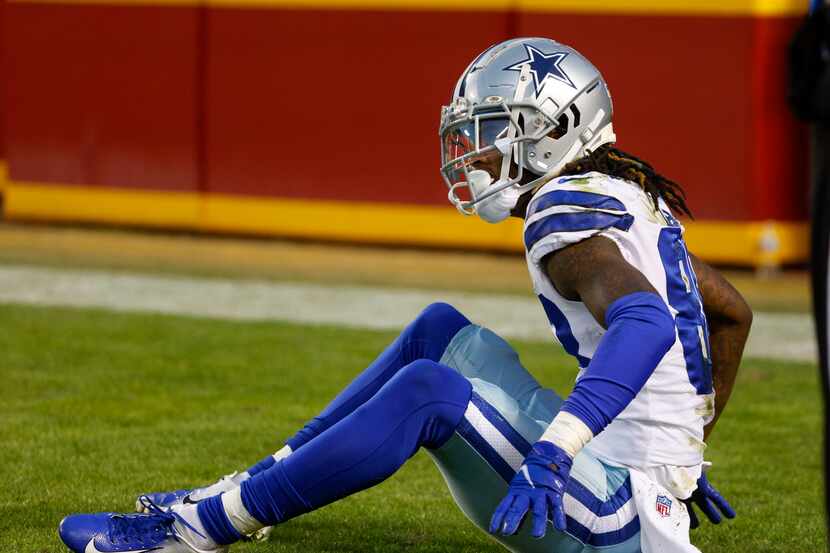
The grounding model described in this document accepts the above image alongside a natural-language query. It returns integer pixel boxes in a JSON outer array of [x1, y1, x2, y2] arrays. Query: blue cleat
[[59, 497, 227, 553]]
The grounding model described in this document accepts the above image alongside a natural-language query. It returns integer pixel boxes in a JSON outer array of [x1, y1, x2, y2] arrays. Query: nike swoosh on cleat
[[85, 539, 154, 553], [182, 494, 199, 505]]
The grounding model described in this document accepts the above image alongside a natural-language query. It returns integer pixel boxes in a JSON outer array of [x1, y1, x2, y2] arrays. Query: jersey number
[[658, 217, 713, 395]]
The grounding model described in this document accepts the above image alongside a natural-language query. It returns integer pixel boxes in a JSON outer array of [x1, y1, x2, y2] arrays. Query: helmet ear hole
[[570, 104, 581, 127], [550, 114, 569, 139]]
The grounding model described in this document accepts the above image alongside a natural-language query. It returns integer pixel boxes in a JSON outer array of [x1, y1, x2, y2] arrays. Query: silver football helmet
[[439, 37, 615, 221]]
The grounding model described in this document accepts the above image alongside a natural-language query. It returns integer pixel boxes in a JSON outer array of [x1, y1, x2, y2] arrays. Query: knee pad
[[415, 302, 470, 331], [404, 303, 471, 361], [392, 359, 472, 414], [383, 360, 471, 449]]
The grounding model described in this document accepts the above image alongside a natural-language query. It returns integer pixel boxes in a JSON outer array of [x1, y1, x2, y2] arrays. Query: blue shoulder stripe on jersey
[[527, 190, 627, 220], [524, 211, 634, 251], [566, 514, 641, 547], [538, 295, 592, 368]]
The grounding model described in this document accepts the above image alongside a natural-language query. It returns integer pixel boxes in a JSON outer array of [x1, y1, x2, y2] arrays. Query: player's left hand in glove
[[489, 440, 572, 539], [683, 471, 735, 529]]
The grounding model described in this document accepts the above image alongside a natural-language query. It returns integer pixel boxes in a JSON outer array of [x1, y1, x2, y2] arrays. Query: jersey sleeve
[[523, 174, 634, 265]]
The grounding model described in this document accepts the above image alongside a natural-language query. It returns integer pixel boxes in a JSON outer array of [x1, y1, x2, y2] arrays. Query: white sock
[[272, 445, 293, 462], [231, 472, 250, 485], [221, 486, 265, 536], [171, 502, 220, 552], [168, 445, 288, 547]]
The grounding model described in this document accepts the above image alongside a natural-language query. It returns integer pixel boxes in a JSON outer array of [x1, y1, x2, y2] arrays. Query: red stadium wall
[[0, 0, 812, 266], [204, 8, 508, 204], [0, 0, 5, 161]]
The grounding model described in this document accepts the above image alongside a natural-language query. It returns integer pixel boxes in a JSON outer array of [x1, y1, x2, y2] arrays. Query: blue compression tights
[[198, 303, 473, 543]]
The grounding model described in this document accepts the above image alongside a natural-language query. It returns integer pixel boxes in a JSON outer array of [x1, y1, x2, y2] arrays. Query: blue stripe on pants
[[455, 392, 640, 548]]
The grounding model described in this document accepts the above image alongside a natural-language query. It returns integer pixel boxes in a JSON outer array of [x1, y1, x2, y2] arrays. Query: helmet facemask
[[439, 98, 579, 217], [440, 63, 564, 216], [441, 101, 521, 215]]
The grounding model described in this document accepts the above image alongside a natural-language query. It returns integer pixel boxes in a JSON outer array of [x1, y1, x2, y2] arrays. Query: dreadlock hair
[[558, 144, 693, 219]]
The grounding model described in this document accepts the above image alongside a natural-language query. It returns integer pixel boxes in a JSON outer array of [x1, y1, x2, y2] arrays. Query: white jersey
[[523, 171, 715, 477]]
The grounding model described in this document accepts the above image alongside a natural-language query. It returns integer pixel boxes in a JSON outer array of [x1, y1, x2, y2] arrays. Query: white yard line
[[0, 265, 816, 362]]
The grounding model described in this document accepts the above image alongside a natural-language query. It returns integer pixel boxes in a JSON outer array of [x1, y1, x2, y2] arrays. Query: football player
[[58, 38, 751, 553]]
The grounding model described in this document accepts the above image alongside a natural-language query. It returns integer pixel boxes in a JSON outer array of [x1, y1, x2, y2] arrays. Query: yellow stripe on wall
[[0, 162, 8, 194], [201, 193, 524, 249], [6, 0, 809, 16], [0, 182, 809, 267], [3, 183, 202, 229], [682, 219, 808, 267]]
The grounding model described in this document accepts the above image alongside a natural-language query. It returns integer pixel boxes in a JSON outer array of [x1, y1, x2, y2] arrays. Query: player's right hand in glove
[[489, 440, 572, 539], [683, 471, 736, 529]]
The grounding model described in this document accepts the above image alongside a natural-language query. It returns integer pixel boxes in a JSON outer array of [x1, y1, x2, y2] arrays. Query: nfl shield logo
[[656, 495, 673, 517]]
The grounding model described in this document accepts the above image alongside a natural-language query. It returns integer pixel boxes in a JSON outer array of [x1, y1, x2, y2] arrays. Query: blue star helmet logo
[[504, 44, 576, 97]]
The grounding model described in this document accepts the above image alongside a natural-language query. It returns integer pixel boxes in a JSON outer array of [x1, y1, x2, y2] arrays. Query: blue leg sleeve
[[246, 455, 276, 477], [286, 303, 470, 450], [240, 360, 473, 525]]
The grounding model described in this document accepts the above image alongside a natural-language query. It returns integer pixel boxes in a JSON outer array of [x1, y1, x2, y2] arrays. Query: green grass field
[[0, 302, 825, 552]]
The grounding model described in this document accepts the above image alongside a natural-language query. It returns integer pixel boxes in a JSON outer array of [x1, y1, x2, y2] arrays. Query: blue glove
[[683, 472, 736, 529], [489, 441, 572, 538]]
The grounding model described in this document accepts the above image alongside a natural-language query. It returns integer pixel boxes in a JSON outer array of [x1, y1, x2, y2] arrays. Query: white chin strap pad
[[583, 123, 616, 153], [537, 122, 616, 183]]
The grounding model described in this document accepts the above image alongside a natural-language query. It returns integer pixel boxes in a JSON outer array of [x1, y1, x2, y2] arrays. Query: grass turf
[[0, 303, 824, 552]]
